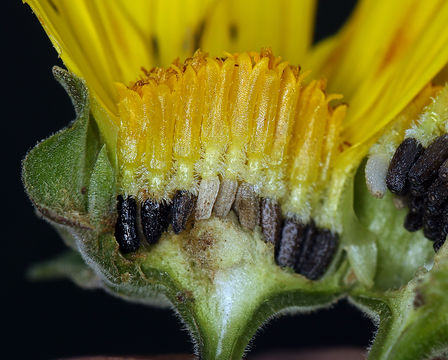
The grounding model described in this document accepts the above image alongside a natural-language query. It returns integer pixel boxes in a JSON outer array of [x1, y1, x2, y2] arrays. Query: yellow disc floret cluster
[[116, 49, 347, 224]]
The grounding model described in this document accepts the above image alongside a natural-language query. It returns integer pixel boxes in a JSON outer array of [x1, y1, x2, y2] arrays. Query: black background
[[5, 0, 375, 359]]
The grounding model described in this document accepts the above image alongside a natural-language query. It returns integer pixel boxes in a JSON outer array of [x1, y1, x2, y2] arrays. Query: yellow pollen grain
[[115, 49, 346, 221]]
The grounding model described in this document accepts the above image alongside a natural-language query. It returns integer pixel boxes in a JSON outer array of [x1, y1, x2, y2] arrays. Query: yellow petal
[[202, 0, 316, 65], [312, 0, 448, 147], [25, 0, 145, 117], [25, 0, 316, 119]]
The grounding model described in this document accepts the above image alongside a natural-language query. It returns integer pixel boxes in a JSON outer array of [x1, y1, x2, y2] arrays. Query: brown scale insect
[[386, 138, 424, 195]]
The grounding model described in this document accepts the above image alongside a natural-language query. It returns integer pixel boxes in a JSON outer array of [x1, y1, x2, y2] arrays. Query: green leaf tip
[[52, 66, 89, 118], [28, 250, 100, 289], [22, 67, 101, 226]]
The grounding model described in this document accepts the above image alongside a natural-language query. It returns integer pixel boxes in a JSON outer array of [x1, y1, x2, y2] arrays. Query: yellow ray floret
[[24, 0, 315, 136], [312, 0, 448, 149]]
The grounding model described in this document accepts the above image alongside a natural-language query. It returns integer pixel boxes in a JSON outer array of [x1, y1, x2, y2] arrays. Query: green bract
[[23, 68, 448, 360]]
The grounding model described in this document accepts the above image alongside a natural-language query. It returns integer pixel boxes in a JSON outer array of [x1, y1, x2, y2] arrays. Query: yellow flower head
[[21, 4, 448, 357], [24, 0, 448, 238]]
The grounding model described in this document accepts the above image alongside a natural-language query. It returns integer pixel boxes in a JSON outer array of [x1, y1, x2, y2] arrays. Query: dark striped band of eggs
[[114, 190, 339, 281]]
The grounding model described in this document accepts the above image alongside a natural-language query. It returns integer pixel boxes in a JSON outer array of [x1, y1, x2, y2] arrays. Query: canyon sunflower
[[22, 1, 448, 359]]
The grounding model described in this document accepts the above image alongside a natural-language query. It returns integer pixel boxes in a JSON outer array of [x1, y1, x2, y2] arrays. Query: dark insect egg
[[408, 195, 424, 214], [442, 204, 448, 234]]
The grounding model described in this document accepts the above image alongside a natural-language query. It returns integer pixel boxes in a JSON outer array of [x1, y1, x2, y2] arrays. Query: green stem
[[181, 289, 344, 360], [351, 280, 448, 360]]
